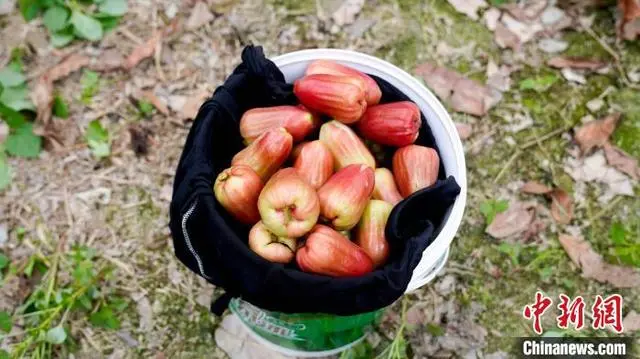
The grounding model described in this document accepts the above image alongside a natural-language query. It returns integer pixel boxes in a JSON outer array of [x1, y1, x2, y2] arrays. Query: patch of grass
[[609, 88, 640, 158], [80, 70, 100, 105], [4, 246, 127, 358], [269, 0, 315, 13]]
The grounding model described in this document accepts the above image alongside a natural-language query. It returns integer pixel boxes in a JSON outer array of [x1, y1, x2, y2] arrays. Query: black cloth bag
[[169, 45, 461, 316]]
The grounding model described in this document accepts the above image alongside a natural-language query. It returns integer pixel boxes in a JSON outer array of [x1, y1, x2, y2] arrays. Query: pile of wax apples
[[214, 60, 440, 278]]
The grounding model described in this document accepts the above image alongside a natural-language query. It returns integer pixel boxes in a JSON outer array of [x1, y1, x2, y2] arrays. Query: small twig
[[118, 28, 143, 44], [520, 126, 569, 150], [493, 149, 521, 183], [580, 196, 624, 229], [154, 39, 167, 83], [581, 24, 631, 86]]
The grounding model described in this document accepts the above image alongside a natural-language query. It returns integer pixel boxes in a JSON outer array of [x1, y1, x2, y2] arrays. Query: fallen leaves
[[603, 143, 640, 180], [565, 151, 635, 202], [447, 0, 487, 20], [520, 181, 552, 194], [185, 2, 214, 30], [133, 90, 169, 116], [485, 201, 536, 239], [547, 56, 607, 71], [179, 90, 210, 120], [520, 182, 574, 225], [32, 54, 91, 125], [124, 32, 162, 70], [480, 2, 572, 51], [618, 0, 640, 40], [574, 113, 621, 154], [124, 19, 179, 70], [549, 189, 573, 225], [559, 234, 640, 288], [415, 63, 496, 116]]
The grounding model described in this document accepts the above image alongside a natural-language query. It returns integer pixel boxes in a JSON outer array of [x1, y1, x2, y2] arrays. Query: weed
[[0, 245, 126, 358]]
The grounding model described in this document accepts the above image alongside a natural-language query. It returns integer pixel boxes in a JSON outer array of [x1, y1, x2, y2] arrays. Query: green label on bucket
[[232, 299, 305, 341], [229, 298, 384, 354]]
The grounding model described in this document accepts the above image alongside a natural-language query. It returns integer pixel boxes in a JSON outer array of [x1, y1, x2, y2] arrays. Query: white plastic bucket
[[272, 49, 468, 292], [229, 49, 467, 358]]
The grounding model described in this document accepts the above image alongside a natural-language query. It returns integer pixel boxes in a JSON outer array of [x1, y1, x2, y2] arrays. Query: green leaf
[[19, 0, 41, 21], [0, 67, 26, 88], [73, 260, 94, 286], [98, 0, 127, 16], [88, 140, 110, 157], [86, 119, 108, 142], [0, 252, 9, 270], [0, 349, 9, 359], [0, 155, 11, 191], [45, 325, 67, 344], [96, 16, 120, 31], [138, 101, 153, 116], [86, 120, 110, 158], [50, 29, 75, 48], [426, 323, 445, 336], [480, 199, 509, 225], [5, 124, 42, 158], [0, 85, 36, 112], [53, 95, 69, 118], [71, 11, 103, 41], [80, 70, 100, 104], [519, 75, 559, 93], [497, 243, 521, 265], [78, 295, 93, 310], [109, 297, 128, 312], [609, 222, 626, 245], [0, 103, 27, 128], [43, 6, 70, 32], [89, 307, 120, 329], [0, 311, 12, 333]]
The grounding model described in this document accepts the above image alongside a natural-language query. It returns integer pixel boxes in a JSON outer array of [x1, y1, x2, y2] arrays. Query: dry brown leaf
[[623, 311, 640, 332], [135, 90, 169, 115], [455, 123, 473, 140], [124, 32, 162, 70], [574, 112, 621, 154], [618, 0, 640, 39], [559, 234, 640, 288], [31, 54, 92, 125], [45, 54, 91, 82], [549, 189, 573, 224], [31, 78, 54, 125], [88, 49, 124, 72], [494, 22, 521, 51], [603, 143, 639, 180], [520, 181, 553, 194], [186, 2, 214, 30], [180, 91, 210, 120], [485, 201, 536, 239], [415, 63, 494, 116], [547, 56, 607, 70], [523, 218, 547, 241]]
